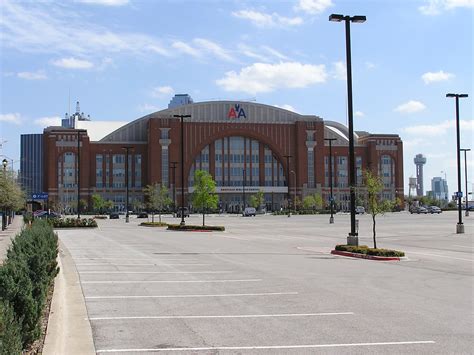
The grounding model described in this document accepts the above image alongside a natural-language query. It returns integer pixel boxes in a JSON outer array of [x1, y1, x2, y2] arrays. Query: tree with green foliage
[[364, 170, 394, 249], [91, 193, 106, 214], [104, 199, 114, 212], [303, 193, 323, 211], [0, 169, 24, 229], [143, 183, 171, 223], [192, 170, 218, 226], [249, 190, 265, 210]]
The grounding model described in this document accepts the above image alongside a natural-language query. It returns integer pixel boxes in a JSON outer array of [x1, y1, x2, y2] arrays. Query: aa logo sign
[[227, 104, 247, 119]]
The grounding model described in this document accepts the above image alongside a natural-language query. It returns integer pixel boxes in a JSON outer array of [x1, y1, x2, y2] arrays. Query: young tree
[[192, 170, 218, 226], [104, 199, 114, 212], [143, 183, 171, 223], [249, 190, 265, 210], [91, 193, 105, 214], [302, 193, 323, 212], [365, 170, 393, 249]]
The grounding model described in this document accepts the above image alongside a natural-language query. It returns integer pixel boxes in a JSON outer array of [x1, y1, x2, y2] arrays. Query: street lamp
[[283, 155, 292, 217], [170, 161, 178, 215], [290, 170, 296, 214], [242, 168, 246, 213], [77, 130, 81, 219], [1, 159, 7, 231], [460, 148, 471, 217], [173, 114, 191, 226], [325, 138, 337, 223], [446, 93, 468, 233], [122, 146, 133, 223], [329, 13, 366, 245]]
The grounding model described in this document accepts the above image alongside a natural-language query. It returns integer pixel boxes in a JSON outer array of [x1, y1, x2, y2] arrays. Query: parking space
[[58, 211, 472, 354]]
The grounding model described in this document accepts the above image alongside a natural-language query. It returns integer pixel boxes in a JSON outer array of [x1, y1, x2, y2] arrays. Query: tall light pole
[[173, 114, 191, 226], [170, 161, 178, 215], [77, 130, 81, 219], [329, 13, 366, 245], [122, 146, 133, 223], [290, 170, 296, 213], [460, 148, 471, 217], [242, 168, 246, 213], [283, 155, 292, 217], [325, 138, 337, 223], [2, 159, 7, 231], [446, 93, 468, 233]]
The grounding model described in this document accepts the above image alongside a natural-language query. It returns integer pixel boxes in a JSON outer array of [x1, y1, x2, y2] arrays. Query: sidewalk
[[0, 216, 23, 263]]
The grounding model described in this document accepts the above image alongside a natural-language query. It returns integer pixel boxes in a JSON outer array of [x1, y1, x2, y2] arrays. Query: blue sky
[[1, 0, 472, 196]]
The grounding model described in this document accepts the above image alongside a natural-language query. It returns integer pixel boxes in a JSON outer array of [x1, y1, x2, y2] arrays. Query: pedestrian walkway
[[0, 216, 24, 263]]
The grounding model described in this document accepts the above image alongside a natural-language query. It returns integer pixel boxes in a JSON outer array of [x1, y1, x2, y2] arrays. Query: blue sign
[[32, 193, 49, 200], [455, 191, 463, 198]]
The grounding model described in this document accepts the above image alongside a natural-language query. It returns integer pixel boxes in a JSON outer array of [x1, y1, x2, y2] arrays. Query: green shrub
[[0, 220, 59, 350], [140, 222, 167, 227], [0, 301, 22, 355], [167, 224, 225, 231], [335, 244, 404, 257], [93, 215, 108, 220]]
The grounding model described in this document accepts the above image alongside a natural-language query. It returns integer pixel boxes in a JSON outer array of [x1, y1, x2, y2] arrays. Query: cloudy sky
[[1, 0, 472, 195]]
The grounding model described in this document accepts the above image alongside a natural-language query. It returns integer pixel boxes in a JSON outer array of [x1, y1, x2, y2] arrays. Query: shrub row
[[335, 244, 405, 257], [0, 220, 59, 353], [140, 222, 168, 227], [48, 217, 97, 228], [93, 215, 108, 219], [167, 224, 225, 231]]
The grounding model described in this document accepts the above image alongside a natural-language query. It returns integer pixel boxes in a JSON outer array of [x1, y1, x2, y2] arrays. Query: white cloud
[[261, 46, 290, 61], [294, 0, 333, 14], [216, 62, 327, 94], [402, 119, 473, 136], [355, 111, 365, 117], [17, 70, 47, 80], [0, 113, 22, 125], [238, 44, 269, 62], [332, 61, 346, 80], [365, 61, 376, 70], [34, 116, 62, 127], [421, 70, 455, 84], [51, 57, 94, 69], [75, 0, 129, 5], [232, 10, 303, 28], [394, 100, 426, 114], [138, 103, 162, 112], [274, 104, 298, 113], [151, 86, 174, 98], [193, 38, 233, 61], [419, 0, 474, 15], [172, 41, 202, 58]]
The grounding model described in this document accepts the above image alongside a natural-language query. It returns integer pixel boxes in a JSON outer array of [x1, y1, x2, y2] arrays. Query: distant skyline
[[1, 0, 472, 195]]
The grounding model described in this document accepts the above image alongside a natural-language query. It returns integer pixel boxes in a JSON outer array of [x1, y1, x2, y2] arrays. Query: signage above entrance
[[227, 104, 247, 119]]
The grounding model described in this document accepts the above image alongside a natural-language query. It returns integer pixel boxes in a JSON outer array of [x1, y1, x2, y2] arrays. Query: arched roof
[[100, 101, 322, 142], [323, 120, 360, 145]]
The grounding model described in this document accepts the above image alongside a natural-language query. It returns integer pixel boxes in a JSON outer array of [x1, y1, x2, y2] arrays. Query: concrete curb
[[43, 240, 96, 355], [331, 250, 401, 261]]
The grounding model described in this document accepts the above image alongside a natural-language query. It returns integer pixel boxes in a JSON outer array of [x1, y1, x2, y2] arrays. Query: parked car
[[243, 207, 256, 217], [410, 206, 428, 214], [176, 207, 190, 218], [428, 206, 442, 214], [137, 212, 148, 218], [109, 212, 120, 219], [355, 206, 365, 214]]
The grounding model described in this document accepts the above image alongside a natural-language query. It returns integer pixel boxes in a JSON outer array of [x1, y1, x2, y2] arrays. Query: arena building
[[43, 100, 404, 213]]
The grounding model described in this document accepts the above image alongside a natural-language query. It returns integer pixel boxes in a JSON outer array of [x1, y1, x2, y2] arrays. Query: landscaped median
[[140, 221, 168, 227], [331, 244, 405, 261], [167, 224, 225, 232], [0, 220, 59, 354], [48, 217, 98, 228]]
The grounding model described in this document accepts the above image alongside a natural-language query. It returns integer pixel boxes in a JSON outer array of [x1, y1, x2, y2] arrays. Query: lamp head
[[329, 14, 344, 22], [2, 159, 7, 168], [351, 15, 366, 23]]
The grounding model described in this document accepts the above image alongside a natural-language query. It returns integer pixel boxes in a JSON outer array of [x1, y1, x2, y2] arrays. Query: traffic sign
[[455, 191, 463, 198], [32, 193, 49, 200]]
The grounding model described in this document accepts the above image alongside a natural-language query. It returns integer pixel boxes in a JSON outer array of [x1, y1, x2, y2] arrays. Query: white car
[[355, 206, 365, 214], [243, 207, 256, 217]]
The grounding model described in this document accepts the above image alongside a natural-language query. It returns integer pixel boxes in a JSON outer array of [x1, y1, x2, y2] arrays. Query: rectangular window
[[135, 154, 142, 188], [307, 150, 314, 188]]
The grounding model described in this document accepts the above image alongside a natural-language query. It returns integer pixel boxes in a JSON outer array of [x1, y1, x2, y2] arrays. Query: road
[[57, 211, 473, 354]]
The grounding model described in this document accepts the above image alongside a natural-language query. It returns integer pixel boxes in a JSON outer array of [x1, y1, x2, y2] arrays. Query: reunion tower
[[414, 154, 427, 196]]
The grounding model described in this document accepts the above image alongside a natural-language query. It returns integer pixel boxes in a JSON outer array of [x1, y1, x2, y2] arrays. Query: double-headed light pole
[[446, 93, 468, 233], [325, 138, 337, 224], [122, 146, 133, 223], [460, 148, 471, 217], [283, 155, 292, 217], [329, 13, 366, 244], [170, 161, 178, 215], [173, 114, 191, 226]]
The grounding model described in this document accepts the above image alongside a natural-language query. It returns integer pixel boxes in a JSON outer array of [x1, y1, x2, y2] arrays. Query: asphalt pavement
[[55, 211, 473, 354]]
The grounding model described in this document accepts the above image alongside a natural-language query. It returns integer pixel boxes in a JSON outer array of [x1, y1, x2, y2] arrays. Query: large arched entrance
[[187, 136, 288, 212]]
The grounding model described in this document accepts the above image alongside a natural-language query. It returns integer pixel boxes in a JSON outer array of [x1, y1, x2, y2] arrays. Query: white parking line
[[452, 245, 474, 249], [85, 291, 298, 299], [81, 279, 262, 284], [407, 251, 472, 262], [74, 258, 199, 261], [76, 263, 212, 266], [96, 340, 435, 353], [90, 312, 354, 321], [79, 271, 232, 274]]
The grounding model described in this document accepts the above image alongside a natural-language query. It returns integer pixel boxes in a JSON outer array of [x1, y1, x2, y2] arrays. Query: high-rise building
[[431, 177, 448, 201], [20, 134, 43, 197], [414, 154, 426, 196], [62, 101, 91, 128], [168, 94, 193, 109]]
